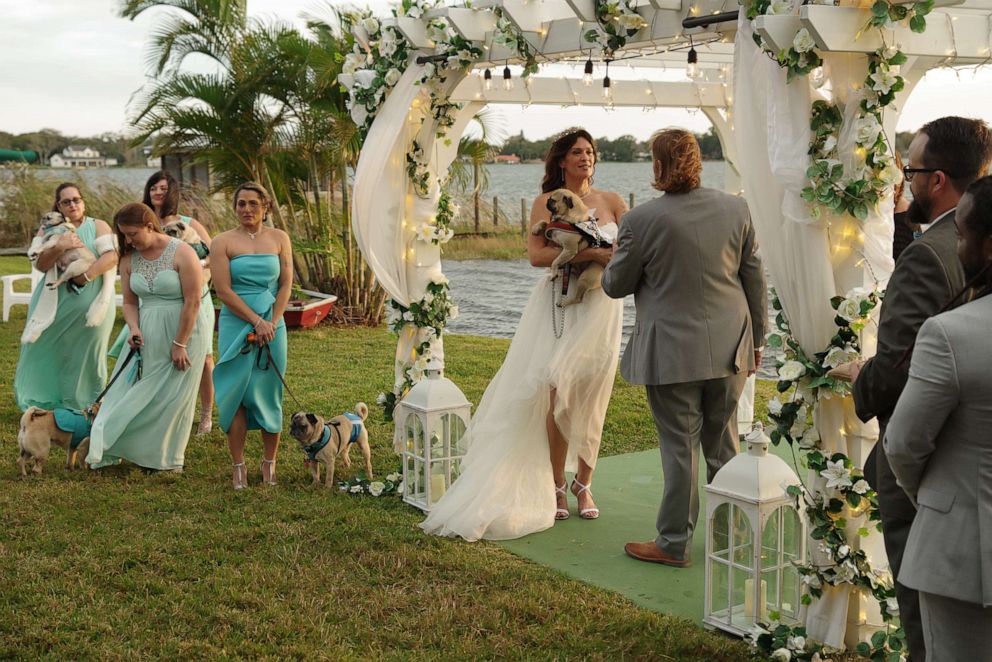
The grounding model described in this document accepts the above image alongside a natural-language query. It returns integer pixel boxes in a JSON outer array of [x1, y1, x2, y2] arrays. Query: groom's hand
[[750, 349, 763, 376]]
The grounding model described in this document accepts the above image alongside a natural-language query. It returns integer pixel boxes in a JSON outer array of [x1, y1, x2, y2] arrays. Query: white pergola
[[351, 0, 992, 650]]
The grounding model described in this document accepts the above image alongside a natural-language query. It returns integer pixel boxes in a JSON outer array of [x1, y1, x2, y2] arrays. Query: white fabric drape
[[734, 16, 892, 649]]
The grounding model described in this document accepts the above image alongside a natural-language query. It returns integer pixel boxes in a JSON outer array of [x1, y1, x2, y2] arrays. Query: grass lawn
[[0, 255, 778, 660]]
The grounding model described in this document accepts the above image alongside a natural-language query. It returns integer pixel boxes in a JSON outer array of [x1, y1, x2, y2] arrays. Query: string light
[[602, 59, 612, 99], [583, 53, 594, 86], [483, 68, 492, 91], [502, 63, 513, 91], [687, 36, 699, 79]]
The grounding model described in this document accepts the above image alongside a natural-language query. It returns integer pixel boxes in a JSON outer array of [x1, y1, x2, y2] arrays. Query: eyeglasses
[[236, 199, 263, 209], [58, 197, 83, 207], [902, 166, 941, 183]]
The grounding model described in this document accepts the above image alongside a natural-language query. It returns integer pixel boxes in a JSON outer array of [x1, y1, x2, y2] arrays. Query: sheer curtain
[[734, 16, 892, 649]]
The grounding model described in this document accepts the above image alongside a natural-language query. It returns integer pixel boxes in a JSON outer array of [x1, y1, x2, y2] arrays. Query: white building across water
[[49, 145, 117, 168]]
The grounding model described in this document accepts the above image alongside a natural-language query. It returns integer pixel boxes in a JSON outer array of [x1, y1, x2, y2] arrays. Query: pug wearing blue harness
[[289, 403, 372, 487], [17, 406, 94, 476]]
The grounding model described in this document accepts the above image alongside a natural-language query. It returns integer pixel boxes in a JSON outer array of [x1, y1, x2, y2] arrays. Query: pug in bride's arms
[[532, 188, 617, 305]]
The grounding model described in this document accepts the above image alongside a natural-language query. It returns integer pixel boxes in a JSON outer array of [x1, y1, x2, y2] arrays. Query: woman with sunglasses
[[14, 182, 118, 411], [210, 182, 293, 489]]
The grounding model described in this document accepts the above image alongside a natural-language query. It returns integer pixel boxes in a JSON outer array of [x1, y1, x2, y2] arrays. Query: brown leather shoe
[[624, 541, 691, 567]]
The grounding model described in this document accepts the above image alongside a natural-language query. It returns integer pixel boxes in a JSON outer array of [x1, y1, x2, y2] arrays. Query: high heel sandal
[[196, 408, 213, 436], [232, 462, 247, 490], [555, 482, 570, 520], [261, 458, 277, 486], [570, 478, 600, 520]]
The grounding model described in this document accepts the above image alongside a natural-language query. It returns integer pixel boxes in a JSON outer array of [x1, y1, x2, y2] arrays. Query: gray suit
[[884, 296, 992, 662], [853, 210, 965, 661], [602, 187, 766, 560]]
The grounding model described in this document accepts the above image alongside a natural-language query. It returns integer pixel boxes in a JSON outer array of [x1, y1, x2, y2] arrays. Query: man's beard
[[906, 196, 931, 226]]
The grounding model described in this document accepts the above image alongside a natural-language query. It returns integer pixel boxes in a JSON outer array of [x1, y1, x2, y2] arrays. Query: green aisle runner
[[498, 445, 803, 624]]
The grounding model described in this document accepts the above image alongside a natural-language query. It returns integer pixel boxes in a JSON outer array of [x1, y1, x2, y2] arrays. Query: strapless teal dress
[[213, 254, 286, 433]]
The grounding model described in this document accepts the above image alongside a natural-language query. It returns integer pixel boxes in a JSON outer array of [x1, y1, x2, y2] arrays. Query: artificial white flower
[[855, 115, 883, 146], [748, 623, 771, 644], [350, 103, 369, 127], [423, 62, 436, 79], [414, 355, 430, 371], [767, 0, 795, 15], [879, 160, 903, 186], [869, 68, 899, 95], [361, 17, 380, 36], [823, 344, 859, 368], [421, 290, 435, 305], [416, 224, 435, 242], [793, 28, 815, 53], [790, 417, 807, 439], [802, 573, 822, 589], [350, 485, 364, 494], [787, 635, 807, 652], [768, 397, 784, 415], [835, 298, 862, 322], [376, 392, 388, 405], [771, 648, 792, 662], [342, 52, 364, 75], [402, 310, 415, 323], [337, 73, 355, 91], [799, 427, 821, 450], [833, 560, 858, 583], [383, 68, 401, 87], [379, 30, 397, 57], [426, 23, 452, 44], [339, 484, 349, 491], [429, 272, 449, 286], [353, 69, 377, 90], [448, 305, 459, 320], [404, 4, 423, 18], [837, 544, 851, 559], [368, 480, 386, 496], [821, 459, 853, 490], [386, 472, 402, 483], [778, 360, 806, 381], [882, 46, 900, 60], [821, 134, 837, 153], [885, 597, 899, 614], [852, 479, 870, 495]]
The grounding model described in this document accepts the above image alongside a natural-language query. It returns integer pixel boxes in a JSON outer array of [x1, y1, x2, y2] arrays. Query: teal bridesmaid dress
[[14, 218, 115, 411], [86, 239, 213, 470], [213, 254, 286, 433]]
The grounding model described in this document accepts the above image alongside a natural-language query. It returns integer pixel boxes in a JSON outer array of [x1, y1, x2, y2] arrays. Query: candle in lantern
[[744, 578, 768, 619], [430, 472, 446, 503]]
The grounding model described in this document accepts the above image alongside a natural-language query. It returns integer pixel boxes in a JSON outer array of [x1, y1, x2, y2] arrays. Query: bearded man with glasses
[[843, 116, 992, 661]]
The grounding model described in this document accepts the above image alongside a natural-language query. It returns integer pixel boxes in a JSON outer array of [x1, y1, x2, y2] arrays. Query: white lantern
[[703, 425, 805, 636], [395, 360, 471, 512]]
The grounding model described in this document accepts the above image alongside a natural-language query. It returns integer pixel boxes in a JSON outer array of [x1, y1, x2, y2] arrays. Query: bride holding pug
[[422, 128, 626, 541]]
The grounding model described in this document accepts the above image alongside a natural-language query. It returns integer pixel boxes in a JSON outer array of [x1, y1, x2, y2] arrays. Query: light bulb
[[502, 65, 513, 91], [687, 47, 699, 79], [483, 68, 492, 91], [602, 75, 611, 98], [583, 58, 594, 86]]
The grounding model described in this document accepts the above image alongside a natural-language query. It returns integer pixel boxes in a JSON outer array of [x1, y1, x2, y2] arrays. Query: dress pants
[[867, 429, 927, 662], [646, 373, 746, 560], [920, 592, 992, 662]]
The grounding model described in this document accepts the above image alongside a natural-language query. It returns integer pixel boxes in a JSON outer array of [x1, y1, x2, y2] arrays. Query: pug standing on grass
[[531, 188, 615, 306], [17, 406, 94, 476], [290, 403, 372, 488]]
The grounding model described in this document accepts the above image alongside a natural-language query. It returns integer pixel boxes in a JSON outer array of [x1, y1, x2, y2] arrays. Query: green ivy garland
[[583, 0, 647, 54]]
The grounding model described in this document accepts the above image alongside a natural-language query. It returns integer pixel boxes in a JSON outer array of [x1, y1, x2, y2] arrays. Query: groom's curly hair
[[650, 129, 702, 194]]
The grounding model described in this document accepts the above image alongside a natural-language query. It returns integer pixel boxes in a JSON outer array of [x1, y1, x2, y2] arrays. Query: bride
[[421, 128, 627, 541]]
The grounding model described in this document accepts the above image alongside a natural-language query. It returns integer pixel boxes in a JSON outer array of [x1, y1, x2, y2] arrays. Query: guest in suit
[[883, 175, 992, 662], [602, 128, 766, 567], [852, 116, 992, 660]]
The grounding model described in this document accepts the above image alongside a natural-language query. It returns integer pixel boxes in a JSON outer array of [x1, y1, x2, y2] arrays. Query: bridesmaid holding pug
[[211, 182, 293, 489]]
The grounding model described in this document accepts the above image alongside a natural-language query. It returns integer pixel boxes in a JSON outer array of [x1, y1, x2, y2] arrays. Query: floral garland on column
[[752, 290, 908, 661], [583, 0, 648, 54]]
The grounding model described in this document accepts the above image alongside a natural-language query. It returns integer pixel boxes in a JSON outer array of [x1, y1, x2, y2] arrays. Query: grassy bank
[[0, 255, 778, 659]]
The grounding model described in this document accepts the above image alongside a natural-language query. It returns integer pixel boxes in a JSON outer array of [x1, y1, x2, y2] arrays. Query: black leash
[[241, 336, 304, 410], [91, 345, 141, 407]]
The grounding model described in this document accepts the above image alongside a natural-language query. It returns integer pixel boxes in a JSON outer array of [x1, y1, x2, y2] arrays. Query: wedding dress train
[[421, 223, 623, 541]]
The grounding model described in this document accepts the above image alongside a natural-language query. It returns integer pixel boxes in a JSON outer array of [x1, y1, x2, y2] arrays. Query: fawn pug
[[531, 189, 612, 306], [29, 212, 98, 291], [162, 219, 209, 260], [17, 406, 96, 476], [290, 403, 372, 487]]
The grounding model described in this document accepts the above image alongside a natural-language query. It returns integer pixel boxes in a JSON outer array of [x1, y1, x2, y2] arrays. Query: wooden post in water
[[520, 198, 527, 235], [493, 196, 499, 227], [629, 192, 635, 210]]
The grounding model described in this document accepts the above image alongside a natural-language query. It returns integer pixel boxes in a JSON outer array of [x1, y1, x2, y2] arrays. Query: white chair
[[2, 270, 44, 322]]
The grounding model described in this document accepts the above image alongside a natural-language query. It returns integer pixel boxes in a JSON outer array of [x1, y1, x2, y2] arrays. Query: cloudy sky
[[2, 0, 991, 141]]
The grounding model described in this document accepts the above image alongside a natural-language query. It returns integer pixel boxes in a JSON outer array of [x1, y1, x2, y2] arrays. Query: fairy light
[[483, 68, 492, 90], [583, 54, 594, 86], [687, 36, 699, 79], [502, 64, 513, 91], [602, 59, 612, 98]]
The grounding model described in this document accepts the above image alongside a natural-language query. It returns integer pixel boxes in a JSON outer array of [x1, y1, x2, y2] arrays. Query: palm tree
[[447, 109, 505, 231]]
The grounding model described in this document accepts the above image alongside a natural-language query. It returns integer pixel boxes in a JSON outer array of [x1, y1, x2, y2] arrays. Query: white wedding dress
[[421, 222, 624, 541]]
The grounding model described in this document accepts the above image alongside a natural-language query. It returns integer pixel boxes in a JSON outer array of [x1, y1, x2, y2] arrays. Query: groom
[[602, 129, 766, 567]]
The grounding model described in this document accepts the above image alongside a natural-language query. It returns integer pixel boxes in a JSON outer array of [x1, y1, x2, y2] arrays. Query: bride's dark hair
[[541, 128, 597, 193]]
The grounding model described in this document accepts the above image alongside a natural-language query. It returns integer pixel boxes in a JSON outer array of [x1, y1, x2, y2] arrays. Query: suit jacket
[[883, 296, 992, 606], [854, 211, 965, 426], [601, 187, 766, 385]]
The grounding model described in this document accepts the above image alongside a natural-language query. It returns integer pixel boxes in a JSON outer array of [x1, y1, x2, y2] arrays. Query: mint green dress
[[86, 239, 213, 470], [213, 254, 286, 434], [14, 218, 115, 411]]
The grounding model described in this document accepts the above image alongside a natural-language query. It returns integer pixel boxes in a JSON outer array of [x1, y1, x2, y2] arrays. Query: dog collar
[[303, 425, 333, 461]]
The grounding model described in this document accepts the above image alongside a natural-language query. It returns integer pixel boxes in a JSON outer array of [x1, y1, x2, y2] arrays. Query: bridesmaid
[[15, 182, 117, 411], [87, 203, 212, 470], [211, 182, 293, 489]]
